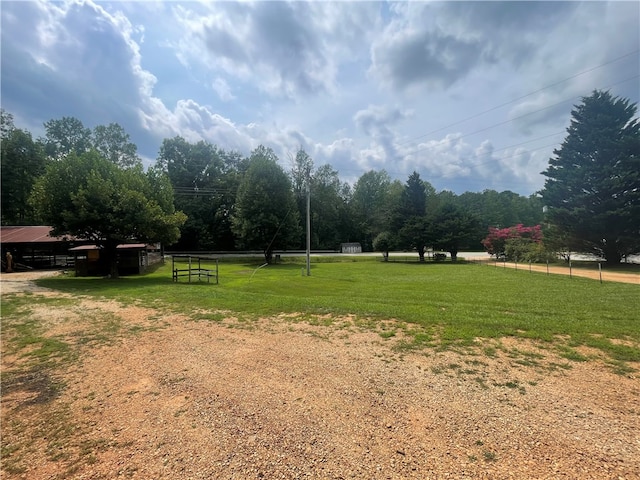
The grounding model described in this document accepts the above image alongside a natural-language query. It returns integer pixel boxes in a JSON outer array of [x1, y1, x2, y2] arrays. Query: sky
[[1, 1, 638, 196]]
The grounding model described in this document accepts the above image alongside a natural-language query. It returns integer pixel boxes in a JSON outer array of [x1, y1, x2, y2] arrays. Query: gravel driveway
[[1, 270, 638, 479]]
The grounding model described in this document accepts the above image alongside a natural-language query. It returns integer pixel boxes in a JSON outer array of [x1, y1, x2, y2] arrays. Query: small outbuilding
[[69, 243, 161, 277], [0, 225, 87, 270], [0, 226, 162, 275], [341, 242, 362, 254]]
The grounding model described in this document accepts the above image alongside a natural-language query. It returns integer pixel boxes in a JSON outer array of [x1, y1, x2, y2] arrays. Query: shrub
[[482, 224, 542, 258]]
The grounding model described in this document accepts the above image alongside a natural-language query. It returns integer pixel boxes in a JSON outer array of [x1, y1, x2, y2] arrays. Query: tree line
[[1, 89, 637, 267], [0, 110, 543, 261]]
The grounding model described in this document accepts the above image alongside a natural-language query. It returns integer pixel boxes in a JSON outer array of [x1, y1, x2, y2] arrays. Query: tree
[[540, 90, 640, 264], [44, 116, 92, 159], [399, 171, 427, 218], [397, 216, 430, 261], [290, 148, 313, 249], [156, 136, 240, 250], [1, 109, 14, 137], [1, 110, 47, 225], [310, 164, 351, 250], [428, 203, 480, 261], [541, 223, 574, 262], [392, 172, 433, 261], [290, 147, 313, 198], [456, 190, 544, 242], [44, 117, 141, 169], [232, 146, 301, 263], [31, 151, 186, 278], [482, 224, 542, 259], [373, 231, 394, 261], [350, 170, 395, 251], [92, 123, 141, 168]]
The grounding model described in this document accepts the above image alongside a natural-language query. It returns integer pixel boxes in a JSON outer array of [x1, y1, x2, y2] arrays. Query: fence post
[[599, 262, 602, 284], [569, 260, 572, 279]]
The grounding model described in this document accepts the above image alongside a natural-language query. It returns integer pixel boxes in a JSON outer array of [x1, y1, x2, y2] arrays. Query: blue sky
[[1, 1, 638, 195]]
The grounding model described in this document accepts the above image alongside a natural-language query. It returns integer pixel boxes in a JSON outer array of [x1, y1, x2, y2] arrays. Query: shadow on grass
[[36, 274, 173, 291], [34, 262, 307, 293]]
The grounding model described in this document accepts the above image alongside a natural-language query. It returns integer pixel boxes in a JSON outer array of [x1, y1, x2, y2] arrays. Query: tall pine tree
[[541, 90, 640, 264]]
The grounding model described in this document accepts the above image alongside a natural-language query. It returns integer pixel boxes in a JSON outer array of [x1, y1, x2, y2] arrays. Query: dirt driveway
[[1, 271, 639, 479], [480, 260, 640, 284]]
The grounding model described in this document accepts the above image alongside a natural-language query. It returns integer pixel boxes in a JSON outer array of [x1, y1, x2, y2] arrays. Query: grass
[[29, 258, 639, 365], [1, 257, 638, 474]]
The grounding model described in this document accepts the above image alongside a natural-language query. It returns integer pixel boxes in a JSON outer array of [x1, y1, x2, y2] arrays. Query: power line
[[399, 73, 640, 159], [337, 73, 639, 185], [169, 51, 639, 196], [395, 49, 640, 148]]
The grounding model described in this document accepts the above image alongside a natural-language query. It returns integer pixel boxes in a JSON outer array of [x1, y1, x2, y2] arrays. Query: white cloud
[[369, 2, 579, 93], [170, 1, 377, 99], [211, 77, 235, 102], [1, 0, 637, 197]]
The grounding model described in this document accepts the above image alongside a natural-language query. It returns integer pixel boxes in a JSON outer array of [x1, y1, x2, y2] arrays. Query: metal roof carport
[[0, 226, 88, 270]]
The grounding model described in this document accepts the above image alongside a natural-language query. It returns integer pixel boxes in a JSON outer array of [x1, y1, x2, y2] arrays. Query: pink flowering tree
[[482, 224, 543, 260]]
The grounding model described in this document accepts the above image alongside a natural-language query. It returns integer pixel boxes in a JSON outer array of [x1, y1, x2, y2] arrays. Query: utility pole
[[306, 182, 311, 276]]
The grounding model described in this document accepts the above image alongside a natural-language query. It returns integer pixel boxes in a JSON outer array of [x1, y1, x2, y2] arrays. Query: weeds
[[0, 292, 154, 476]]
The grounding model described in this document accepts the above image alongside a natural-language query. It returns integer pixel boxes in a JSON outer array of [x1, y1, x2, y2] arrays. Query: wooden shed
[[69, 243, 154, 277]]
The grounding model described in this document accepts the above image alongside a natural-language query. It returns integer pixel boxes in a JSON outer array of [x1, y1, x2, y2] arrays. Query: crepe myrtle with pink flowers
[[482, 224, 543, 260]]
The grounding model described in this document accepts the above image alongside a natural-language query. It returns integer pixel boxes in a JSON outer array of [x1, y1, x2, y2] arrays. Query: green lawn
[[30, 258, 639, 365]]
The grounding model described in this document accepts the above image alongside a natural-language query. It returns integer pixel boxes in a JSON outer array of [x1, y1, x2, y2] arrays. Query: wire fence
[[466, 257, 639, 285]]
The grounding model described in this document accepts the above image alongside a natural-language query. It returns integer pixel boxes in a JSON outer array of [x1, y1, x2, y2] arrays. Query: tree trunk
[[602, 242, 622, 265], [104, 241, 119, 278], [109, 256, 119, 278], [604, 252, 622, 265]]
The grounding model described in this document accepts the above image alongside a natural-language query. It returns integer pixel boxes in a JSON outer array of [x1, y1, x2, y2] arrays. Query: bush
[[505, 239, 557, 263], [482, 224, 542, 257]]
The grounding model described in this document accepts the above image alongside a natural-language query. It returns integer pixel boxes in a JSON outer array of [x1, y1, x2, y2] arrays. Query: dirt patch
[[480, 260, 639, 284], [0, 270, 65, 294], [1, 272, 639, 479]]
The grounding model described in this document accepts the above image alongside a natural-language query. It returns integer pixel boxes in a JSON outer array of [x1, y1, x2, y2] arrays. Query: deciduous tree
[[232, 146, 300, 263], [310, 164, 351, 250], [373, 231, 394, 261], [44, 116, 92, 159], [1, 110, 47, 225], [93, 123, 140, 168], [482, 224, 542, 259], [156, 136, 241, 250], [350, 170, 396, 251], [32, 151, 186, 278]]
